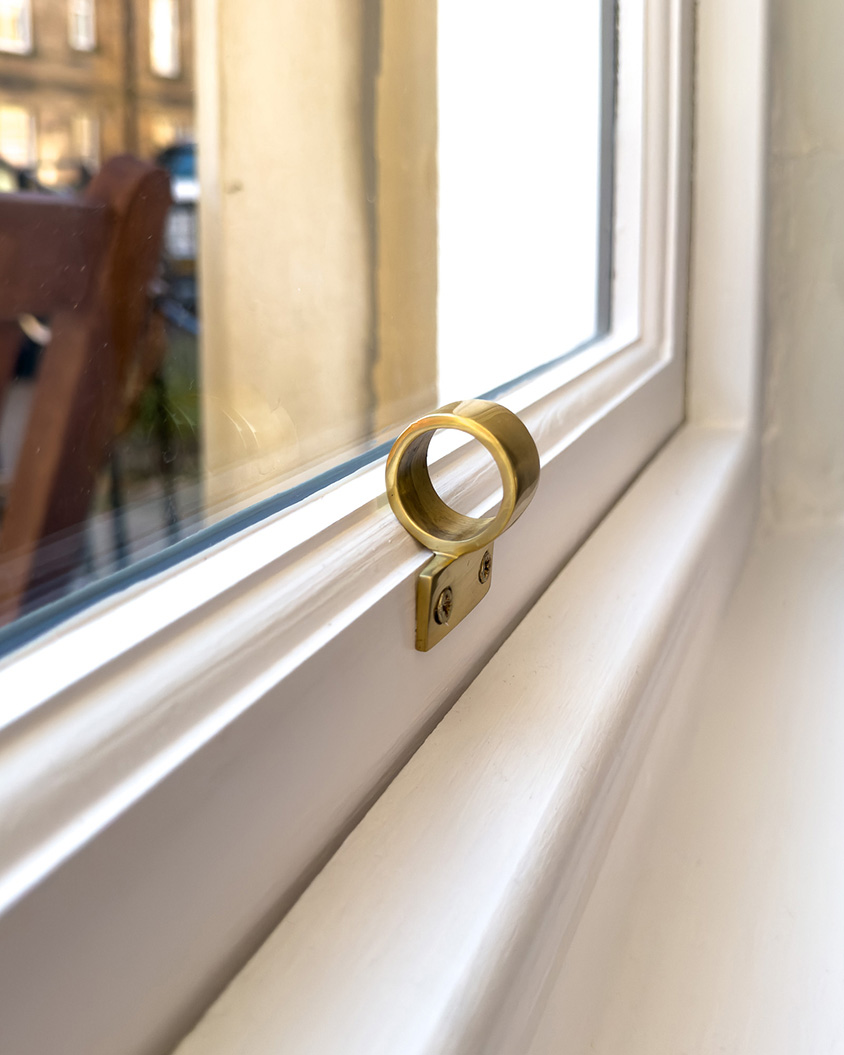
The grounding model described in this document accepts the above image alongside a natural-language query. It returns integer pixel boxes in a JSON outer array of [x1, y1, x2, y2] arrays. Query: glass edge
[[0, 439, 393, 660]]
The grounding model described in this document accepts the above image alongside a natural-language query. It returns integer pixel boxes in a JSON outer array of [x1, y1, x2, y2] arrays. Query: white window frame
[[0, 0, 756, 1052], [169, 1, 771, 1051], [68, 0, 96, 52], [0, 0, 32, 55]]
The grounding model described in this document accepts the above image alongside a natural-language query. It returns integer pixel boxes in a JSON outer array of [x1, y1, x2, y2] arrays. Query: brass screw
[[434, 586, 454, 625], [479, 550, 492, 584]]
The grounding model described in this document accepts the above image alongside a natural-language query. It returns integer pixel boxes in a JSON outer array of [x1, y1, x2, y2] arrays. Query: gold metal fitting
[[386, 399, 540, 557], [386, 399, 540, 650]]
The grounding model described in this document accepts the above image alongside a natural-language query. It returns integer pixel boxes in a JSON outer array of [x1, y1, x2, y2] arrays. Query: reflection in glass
[[0, 0, 608, 642], [0, 0, 31, 55], [0, 105, 34, 167], [150, 0, 181, 79], [68, 0, 96, 52]]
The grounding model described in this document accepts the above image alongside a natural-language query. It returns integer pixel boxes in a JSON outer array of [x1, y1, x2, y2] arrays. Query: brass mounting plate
[[416, 544, 494, 651]]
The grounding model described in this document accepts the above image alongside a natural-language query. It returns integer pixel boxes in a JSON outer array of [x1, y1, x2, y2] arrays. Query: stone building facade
[[0, 0, 193, 187]]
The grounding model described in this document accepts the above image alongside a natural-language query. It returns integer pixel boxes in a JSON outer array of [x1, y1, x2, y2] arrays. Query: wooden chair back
[[0, 155, 171, 624]]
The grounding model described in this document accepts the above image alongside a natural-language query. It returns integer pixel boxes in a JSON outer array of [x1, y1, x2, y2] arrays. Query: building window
[[0, 105, 35, 167], [0, 0, 32, 55], [72, 112, 99, 170], [68, 0, 96, 52], [150, 0, 180, 78]]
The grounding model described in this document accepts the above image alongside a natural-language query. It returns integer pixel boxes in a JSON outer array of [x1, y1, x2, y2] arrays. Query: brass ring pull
[[386, 400, 539, 651], [386, 399, 540, 557], [386, 400, 538, 649]]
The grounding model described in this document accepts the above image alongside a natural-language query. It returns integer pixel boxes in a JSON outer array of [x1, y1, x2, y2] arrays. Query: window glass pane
[[0, 0, 30, 54], [150, 0, 180, 78], [68, 0, 96, 52], [438, 4, 603, 399], [0, 0, 610, 644], [0, 104, 34, 166]]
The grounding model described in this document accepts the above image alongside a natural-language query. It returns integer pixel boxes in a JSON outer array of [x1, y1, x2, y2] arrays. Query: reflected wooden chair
[[0, 155, 171, 625]]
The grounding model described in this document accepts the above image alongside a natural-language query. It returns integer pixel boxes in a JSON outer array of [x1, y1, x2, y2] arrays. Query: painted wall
[[763, 0, 844, 524]]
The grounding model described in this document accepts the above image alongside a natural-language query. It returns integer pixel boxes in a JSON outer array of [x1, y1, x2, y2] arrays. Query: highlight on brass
[[0, 2, 604, 634]]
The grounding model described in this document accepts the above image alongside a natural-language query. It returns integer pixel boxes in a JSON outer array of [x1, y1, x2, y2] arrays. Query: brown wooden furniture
[[0, 155, 171, 625]]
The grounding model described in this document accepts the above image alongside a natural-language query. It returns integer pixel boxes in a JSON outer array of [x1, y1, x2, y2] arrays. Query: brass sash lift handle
[[386, 399, 540, 651]]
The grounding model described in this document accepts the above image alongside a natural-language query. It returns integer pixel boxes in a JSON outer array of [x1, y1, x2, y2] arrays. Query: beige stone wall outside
[[0, 0, 194, 176], [198, 0, 437, 511]]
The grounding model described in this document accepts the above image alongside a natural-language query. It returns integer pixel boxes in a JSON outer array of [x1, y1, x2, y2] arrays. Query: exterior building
[[0, 0, 193, 188]]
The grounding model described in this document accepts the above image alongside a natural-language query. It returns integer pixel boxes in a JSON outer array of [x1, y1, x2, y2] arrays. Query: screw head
[[478, 550, 492, 584], [434, 586, 454, 625]]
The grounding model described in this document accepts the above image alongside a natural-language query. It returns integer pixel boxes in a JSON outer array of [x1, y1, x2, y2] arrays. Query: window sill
[[0, 341, 682, 1055], [529, 524, 844, 1053], [171, 422, 759, 1055]]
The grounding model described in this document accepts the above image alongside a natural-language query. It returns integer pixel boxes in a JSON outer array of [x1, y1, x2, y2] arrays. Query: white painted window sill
[[529, 522, 844, 1054], [172, 422, 759, 1055]]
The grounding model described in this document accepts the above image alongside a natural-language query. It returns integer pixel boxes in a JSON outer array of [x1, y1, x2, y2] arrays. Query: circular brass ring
[[385, 399, 540, 557]]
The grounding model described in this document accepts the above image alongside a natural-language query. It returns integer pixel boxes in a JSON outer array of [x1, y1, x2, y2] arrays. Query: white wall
[[763, 0, 844, 525]]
